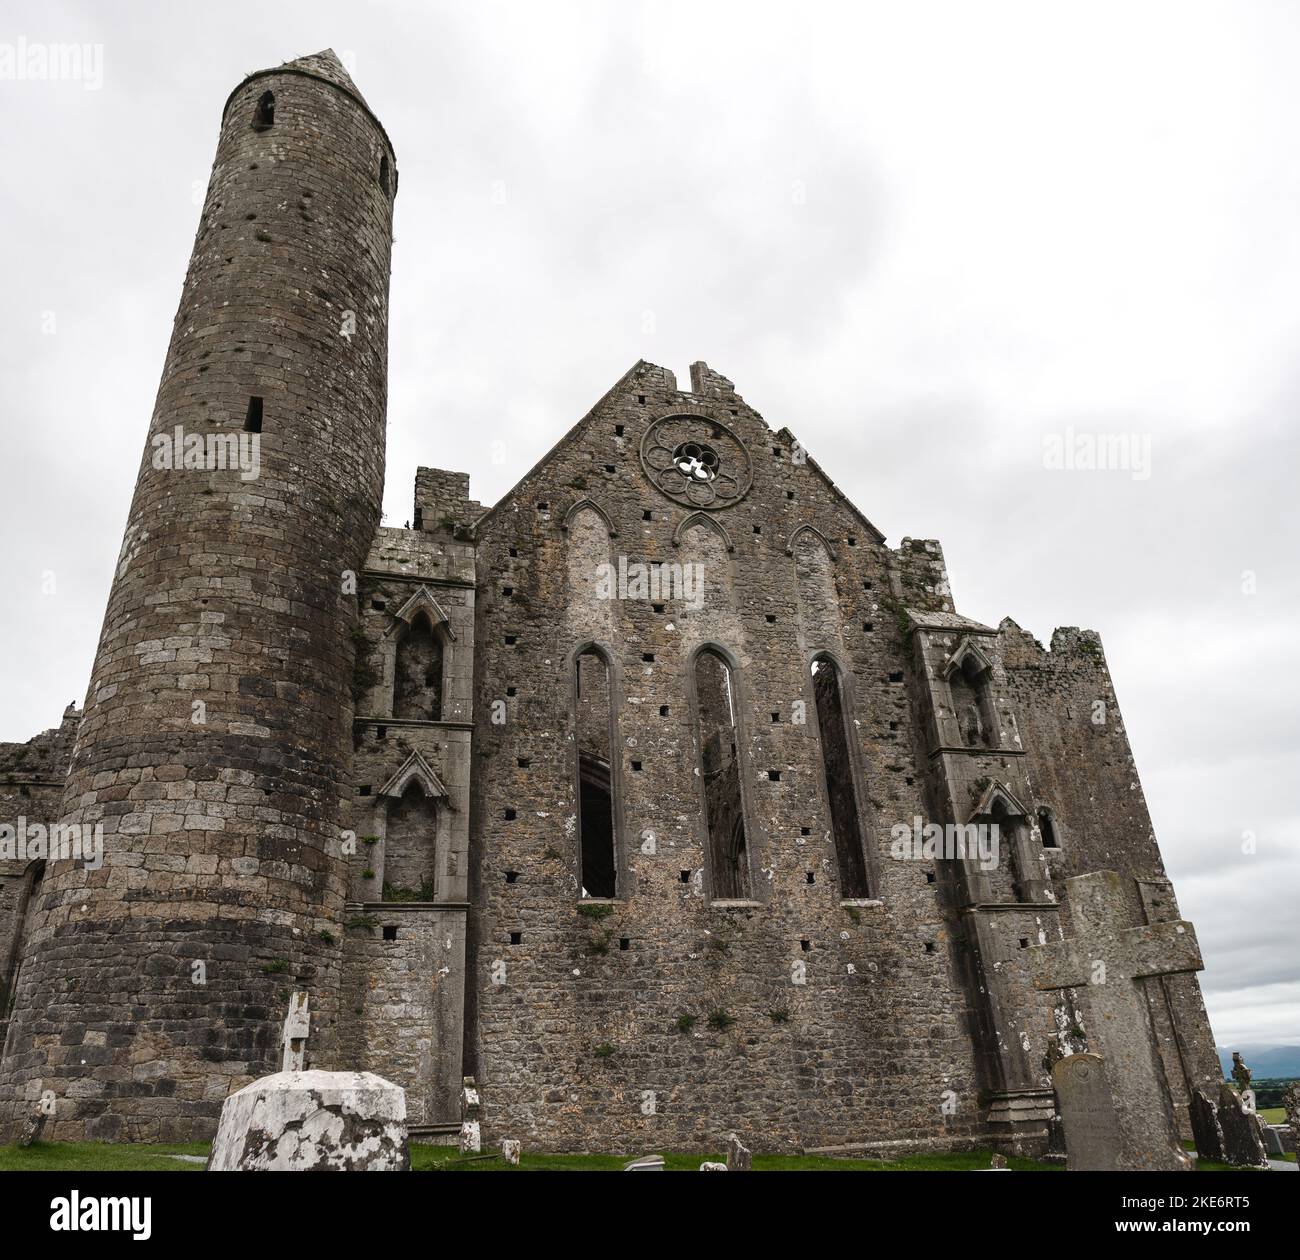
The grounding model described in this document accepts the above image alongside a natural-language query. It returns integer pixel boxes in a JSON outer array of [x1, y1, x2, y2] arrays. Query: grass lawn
[[409, 1146, 1062, 1171], [2, 1141, 1285, 1172], [1258, 1107, 1285, 1124], [0, 1142, 1057, 1172], [0, 1142, 210, 1172]]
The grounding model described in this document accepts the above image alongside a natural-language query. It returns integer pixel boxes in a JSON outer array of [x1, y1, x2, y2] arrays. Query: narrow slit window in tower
[[252, 91, 275, 130]]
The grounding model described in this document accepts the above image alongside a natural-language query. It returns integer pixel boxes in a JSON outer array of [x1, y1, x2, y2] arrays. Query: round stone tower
[[0, 50, 396, 1140]]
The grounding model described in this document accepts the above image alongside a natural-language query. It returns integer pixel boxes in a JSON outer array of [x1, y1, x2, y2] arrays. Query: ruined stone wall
[[0, 708, 78, 1050], [998, 622, 1221, 1131], [0, 52, 397, 1142], [466, 360, 989, 1153]]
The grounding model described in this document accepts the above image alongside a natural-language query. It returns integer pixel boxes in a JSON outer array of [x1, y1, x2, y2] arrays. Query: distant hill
[[1217, 1045, 1300, 1079]]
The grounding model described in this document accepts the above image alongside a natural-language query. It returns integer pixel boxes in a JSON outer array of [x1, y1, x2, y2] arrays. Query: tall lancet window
[[394, 611, 444, 721], [811, 656, 871, 899], [693, 647, 750, 900], [575, 647, 618, 899]]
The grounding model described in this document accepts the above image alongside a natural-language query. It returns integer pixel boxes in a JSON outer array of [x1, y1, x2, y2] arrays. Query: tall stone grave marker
[[1052, 1053, 1121, 1171]]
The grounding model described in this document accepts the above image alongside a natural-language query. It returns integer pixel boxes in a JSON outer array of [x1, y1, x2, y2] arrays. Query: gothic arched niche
[[384, 782, 438, 900], [394, 611, 444, 721], [793, 528, 840, 637]]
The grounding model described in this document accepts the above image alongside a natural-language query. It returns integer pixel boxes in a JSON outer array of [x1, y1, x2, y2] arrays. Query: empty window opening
[[503, 586, 514, 596], [642, 510, 652, 521], [509, 547, 518, 558], [924, 941, 936, 953], [805, 871, 815, 885], [379, 155, 391, 195], [693, 649, 751, 900], [615, 424, 625, 436], [604, 464, 615, 474], [506, 686, 517, 697], [768, 770, 781, 782], [1019, 938, 1030, 949], [370, 598, 386, 611], [863, 622, 874, 632], [631, 760, 642, 772], [252, 90, 275, 130], [505, 871, 519, 884], [888, 671, 903, 683], [659, 705, 669, 717], [394, 611, 444, 721], [652, 603, 664, 614], [576, 648, 619, 899], [504, 634, 518, 646], [619, 937, 630, 951], [504, 808, 516, 820], [811, 656, 871, 899], [925, 870, 935, 884], [413, 508, 424, 530], [509, 931, 522, 945], [383, 925, 398, 941], [517, 757, 530, 768], [800, 826, 811, 836], [765, 614, 776, 624], [800, 938, 811, 952], [1039, 807, 1061, 848], [244, 396, 263, 433], [376, 726, 387, 741], [770, 712, 780, 723], [680, 870, 691, 883]]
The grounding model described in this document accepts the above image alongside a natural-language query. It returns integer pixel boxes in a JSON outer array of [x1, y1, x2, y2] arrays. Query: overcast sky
[[1, 0, 1296, 1052]]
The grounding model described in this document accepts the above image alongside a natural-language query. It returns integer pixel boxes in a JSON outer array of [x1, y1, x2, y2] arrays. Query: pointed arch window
[[575, 647, 619, 898], [692, 647, 751, 900], [811, 655, 871, 899]]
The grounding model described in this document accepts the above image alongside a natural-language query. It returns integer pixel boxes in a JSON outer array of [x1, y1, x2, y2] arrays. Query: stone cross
[[1032, 870, 1202, 1171], [282, 991, 310, 1073]]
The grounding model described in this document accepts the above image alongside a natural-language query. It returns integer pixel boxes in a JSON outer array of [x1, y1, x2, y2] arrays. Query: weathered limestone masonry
[[0, 707, 79, 1051], [0, 51, 397, 1141], [468, 361, 988, 1153], [1, 51, 1220, 1152], [337, 514, 475, 1134]]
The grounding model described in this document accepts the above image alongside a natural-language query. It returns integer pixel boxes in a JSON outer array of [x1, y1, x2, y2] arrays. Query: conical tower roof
[[280, 48, 367, 105]]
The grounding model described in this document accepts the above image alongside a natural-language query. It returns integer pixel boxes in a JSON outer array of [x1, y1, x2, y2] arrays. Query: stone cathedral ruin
[[0, 51, 1221, 1156]]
